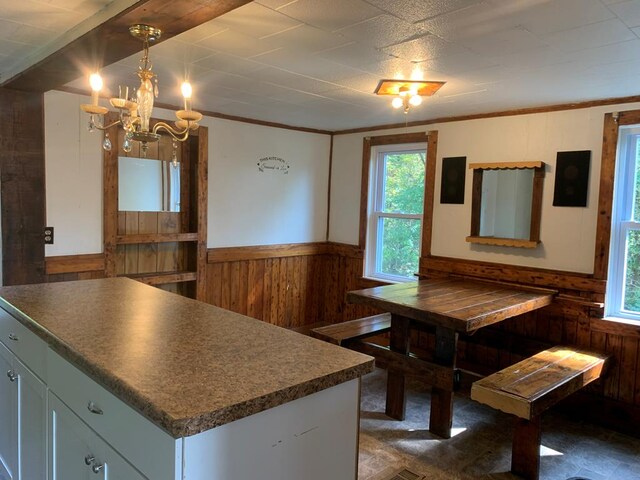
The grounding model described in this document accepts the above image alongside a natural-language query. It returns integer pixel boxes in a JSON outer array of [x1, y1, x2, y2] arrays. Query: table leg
[[385, 314, 411, 420], [511, 416, 541, 480], [429, 326, 458, 438]]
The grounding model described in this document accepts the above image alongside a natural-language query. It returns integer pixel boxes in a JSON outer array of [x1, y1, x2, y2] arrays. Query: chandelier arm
[[152, 121, 190, 142], [92, 119, 122, 131]]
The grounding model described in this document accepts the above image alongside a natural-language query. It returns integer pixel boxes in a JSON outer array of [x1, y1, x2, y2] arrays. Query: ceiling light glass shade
[[79, 24, 201, 157], [374, 79, 445, 114]]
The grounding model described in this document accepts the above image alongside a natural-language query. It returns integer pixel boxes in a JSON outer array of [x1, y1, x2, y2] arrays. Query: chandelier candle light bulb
[[89, 73, 103, 106], [181, 81, 192, 111]]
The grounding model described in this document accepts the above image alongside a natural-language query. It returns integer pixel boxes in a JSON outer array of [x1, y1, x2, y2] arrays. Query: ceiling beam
[[1, 0, 252, 92]]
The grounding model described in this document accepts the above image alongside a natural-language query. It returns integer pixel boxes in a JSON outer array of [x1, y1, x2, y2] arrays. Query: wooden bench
[[310, 313, 391, 346], [471, 346, 608, 480]]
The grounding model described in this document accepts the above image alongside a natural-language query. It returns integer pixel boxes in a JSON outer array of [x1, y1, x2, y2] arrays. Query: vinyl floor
[[358, 369, 640, 480]]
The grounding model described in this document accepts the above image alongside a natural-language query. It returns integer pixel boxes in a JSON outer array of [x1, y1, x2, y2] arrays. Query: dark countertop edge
[[0, 297, 374, 438], [172, 361, 375, 437]]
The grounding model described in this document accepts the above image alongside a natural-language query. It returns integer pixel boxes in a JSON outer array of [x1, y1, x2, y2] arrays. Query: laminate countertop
[[0, 278, 374, 438]]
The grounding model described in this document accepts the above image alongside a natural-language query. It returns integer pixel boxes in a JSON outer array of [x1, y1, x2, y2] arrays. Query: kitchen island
[[0, 278, 373, 480]]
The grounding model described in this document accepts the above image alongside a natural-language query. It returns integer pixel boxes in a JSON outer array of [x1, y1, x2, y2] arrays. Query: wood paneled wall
[[45, 254, 106, 283], [202, 243, 381, 328]]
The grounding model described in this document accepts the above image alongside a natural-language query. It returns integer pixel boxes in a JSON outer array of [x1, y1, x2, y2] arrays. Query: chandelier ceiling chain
[[80, 24, 202, 157]]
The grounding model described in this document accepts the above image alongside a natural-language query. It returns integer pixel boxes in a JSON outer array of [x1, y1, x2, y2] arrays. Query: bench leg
[[511, 416, 541, 480], [385, 315, 411, 420], [429, 326, 458, 438]]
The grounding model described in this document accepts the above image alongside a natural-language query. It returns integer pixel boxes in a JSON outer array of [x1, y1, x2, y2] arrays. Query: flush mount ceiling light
[[374, 79, 446, 114], [80, 24, 202, 157]]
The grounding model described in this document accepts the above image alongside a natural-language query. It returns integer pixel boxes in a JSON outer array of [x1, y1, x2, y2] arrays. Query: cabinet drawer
[[47, 350, 180, 480], [49, 392, 149, 480], [0, 308, 47, 381]]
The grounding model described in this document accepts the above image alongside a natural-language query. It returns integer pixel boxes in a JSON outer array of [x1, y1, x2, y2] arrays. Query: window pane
[[377, 217, 421, 278], [624, 229, 640, 313], [382, 152, 425, 214]]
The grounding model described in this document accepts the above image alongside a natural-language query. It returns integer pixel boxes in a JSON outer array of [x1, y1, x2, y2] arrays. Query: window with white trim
[[365, 143, 427, 282], [607, 126, 640, 320]]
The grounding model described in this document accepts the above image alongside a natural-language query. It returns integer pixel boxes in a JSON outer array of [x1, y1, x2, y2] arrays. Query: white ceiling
[[4, 0, 640, 131]]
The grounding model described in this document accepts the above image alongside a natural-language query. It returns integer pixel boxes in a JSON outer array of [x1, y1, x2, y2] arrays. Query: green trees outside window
[[375, 151, 425, 279], [624, 146, 640, 312]]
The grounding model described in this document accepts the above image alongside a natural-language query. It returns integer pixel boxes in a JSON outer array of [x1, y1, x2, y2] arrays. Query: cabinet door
[[49, 392, 101, 480], [15, 359, 46, 480], [0, 343, 17, 480], [49, 393, 147, 480]]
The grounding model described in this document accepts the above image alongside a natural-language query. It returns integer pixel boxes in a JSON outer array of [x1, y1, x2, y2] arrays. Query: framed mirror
[[466, 161, 545, 248], [118, 156, 181, 212]]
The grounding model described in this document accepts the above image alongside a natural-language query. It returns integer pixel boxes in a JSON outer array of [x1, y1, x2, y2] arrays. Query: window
[[607, 126, 640, 320], [365, 143, 427, 282]]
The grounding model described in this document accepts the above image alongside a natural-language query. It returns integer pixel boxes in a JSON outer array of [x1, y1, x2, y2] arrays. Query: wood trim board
[[45, 254, 105, 274], [593, 112, 620, 280], [419, 255, 606, 294], [208, 242, 328, 263]]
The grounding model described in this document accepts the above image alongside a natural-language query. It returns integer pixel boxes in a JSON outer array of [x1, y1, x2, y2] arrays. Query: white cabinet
[[48, 393, 147, 480], [0, 342, 46, 480], [0, 343, 17, 480], [0, 307, 362, 480]]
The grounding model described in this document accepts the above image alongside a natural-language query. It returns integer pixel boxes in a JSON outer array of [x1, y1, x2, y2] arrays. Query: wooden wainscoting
[[203, 242, 380, 328], [45, 254, 106, 282]]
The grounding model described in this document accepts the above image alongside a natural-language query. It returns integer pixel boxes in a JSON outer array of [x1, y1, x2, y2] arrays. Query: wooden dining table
[[346, 277, 556, 438]]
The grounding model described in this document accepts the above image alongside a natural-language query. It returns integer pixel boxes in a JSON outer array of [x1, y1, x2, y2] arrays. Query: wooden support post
[[429, 325, 458, 438], [385, 314, 411, 420], [512, 416, 541, 480]]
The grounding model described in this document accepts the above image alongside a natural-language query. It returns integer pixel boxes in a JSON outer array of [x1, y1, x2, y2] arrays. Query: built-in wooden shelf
[[115, 233, 198, 245], [123, 271, 197, 285]]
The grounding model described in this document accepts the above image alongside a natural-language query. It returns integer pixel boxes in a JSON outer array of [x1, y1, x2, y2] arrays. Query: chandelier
[[80, 24, 202, 157], [374, 79, 446, 114]]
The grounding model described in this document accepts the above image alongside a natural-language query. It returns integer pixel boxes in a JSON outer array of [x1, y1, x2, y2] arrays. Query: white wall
[[329, 103, 640, 274], [44, 90, 331, 253], [208, 119, 330, 247], [44, 91, 103, 256]]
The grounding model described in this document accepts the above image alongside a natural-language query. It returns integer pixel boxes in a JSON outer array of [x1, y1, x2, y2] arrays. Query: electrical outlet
[[44, 227, 54, 244]]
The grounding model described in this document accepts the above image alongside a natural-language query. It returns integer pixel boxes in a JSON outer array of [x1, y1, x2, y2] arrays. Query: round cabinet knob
[[6, 370, 17, 382], [92, 463, 104, 474], [8, 333, 18, 341], [85, 454, 95, 466]]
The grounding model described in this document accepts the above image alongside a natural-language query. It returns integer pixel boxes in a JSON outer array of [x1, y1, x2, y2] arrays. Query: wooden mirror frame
[[466, 161, 545, 248]]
